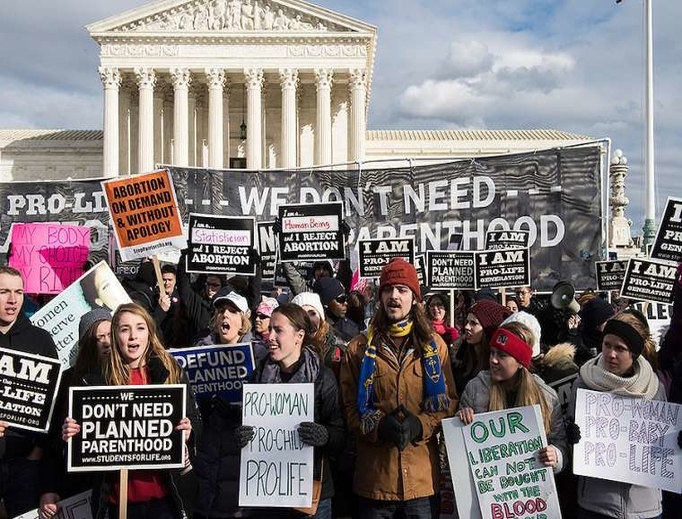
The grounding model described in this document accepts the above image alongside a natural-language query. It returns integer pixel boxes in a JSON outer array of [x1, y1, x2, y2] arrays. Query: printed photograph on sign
[[357, 238, 416, 279], [650, 197, 682, 263], [278, 202, 345, 262], [620, 257, 676, 305]]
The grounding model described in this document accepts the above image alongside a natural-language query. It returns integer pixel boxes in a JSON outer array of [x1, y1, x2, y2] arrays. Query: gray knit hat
[[79, 308, 112, 340]]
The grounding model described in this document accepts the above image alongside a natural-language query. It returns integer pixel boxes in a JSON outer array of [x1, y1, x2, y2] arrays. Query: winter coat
[[459, 370, 568, 474], [537, 343, 579, 418], [340, 332, 458, 501]]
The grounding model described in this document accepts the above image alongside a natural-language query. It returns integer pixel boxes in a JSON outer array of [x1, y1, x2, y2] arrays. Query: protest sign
[[278, 202, 345, 262], [573, 388, 682, 493], [0, 347, 62, 432], [257, 220, 277, 282], [31, 261, 131, 368], [620, 257, 676, 305], [14, 490, 92, 519], [171, 343, 254, 403], [485, 230, 530, 250], [239, 383, 315, 508], [475, 248, 530, 289], [187, 213, 256, 275], [595, 260, 627, 292], [650, 197, 682, 263], [415, 254, 427, 288], [547, 373, 578, 418], [102, 169, 186, 261], [357, 238, 416, 278], [631, 301, 671, 346], [9, 223, 89, 294], [442, 405, 560, 519], [426, 251, 476, 290], [67, 384, 186, 472]]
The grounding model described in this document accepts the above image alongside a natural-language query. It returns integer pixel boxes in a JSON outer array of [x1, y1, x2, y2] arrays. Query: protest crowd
[[2, 173, 682, 519]]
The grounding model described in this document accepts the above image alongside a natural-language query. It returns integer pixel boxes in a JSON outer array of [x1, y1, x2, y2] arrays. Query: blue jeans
[[310, 497, 332, 519], [358, 495, 439, 519], [0, 457, 41, 518]]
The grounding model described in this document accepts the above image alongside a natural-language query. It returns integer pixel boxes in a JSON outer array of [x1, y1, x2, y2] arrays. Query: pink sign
[[9, 223, 90, 294]]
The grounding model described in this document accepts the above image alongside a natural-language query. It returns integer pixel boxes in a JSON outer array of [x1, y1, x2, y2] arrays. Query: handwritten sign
[[573, 388, 682, 493], [650, 197, 682, 263], [0, 347, 62, 432], [187, 213, 256, 276], [239, 383, 315, 508], [442, 406, 560, 519], [278, 202, 345, 262], [475, 248, 530, 289], [426, 251, 476, 289], [171, 343, 254, 403], [102, 169, 186, 261], [595, 260, 627, 292], [358, 238, 416, 278], [67, 384, 186, 472], [9, 223, 89, 294], [620, 257, 676, 305]]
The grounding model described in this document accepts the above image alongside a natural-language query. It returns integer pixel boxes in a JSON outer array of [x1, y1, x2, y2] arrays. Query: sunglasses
[[334, 295, 347, 304], [255, 313, 270, 320]]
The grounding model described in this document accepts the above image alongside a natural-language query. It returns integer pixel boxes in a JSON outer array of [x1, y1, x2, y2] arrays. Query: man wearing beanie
[[340, 258, 457, 517], [314, 277, 360, 342], [573, 296, 615, 365]]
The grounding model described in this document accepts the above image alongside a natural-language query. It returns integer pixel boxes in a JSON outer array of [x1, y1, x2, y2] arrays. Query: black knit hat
[[314, 277, 345, 306], [79, 308, 112, 340], [580, 297, 615, 331]]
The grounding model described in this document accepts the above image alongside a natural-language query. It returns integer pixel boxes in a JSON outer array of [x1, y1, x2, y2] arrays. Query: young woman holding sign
[[62, 303, 200, 519], [235, 303, 345, 519], [457, 321, 568, 473]]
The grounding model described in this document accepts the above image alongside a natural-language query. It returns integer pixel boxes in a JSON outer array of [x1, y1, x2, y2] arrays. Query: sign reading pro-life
[[358, 238, 416, 278], [620, 257, 676, 305], [573, 388, 682, 493], [239, 383, 315, 508], [67, 385, 186, 472]]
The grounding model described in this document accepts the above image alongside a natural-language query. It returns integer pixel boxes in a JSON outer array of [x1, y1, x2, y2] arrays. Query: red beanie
[[379, 258, 421, 301], [469, 300, 512, 340]]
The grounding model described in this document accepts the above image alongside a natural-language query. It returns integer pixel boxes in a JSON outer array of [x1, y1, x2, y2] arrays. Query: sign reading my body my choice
[[239, 383, 315, 508], [67, 385, 186, 472], [278, 202, 345, 262]]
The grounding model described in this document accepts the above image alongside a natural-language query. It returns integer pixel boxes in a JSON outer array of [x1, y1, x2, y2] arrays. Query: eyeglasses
[[515, 290, 530, 296], [334, 295, 347, 304], [255, 313, 270, 320]]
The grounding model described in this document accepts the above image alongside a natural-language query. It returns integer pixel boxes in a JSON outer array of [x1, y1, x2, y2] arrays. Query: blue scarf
[[356, 317, 450, 435]]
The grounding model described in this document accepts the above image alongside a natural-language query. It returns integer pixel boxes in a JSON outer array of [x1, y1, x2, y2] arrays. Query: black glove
[[566, 420, 581, 445], [273, 217, 282, 234], [298, 422, 329, 447], [340, 220, 351, 236], [377, 412, 402, 448], [397, 406, 423, 451], [234, 425, 256, 449]]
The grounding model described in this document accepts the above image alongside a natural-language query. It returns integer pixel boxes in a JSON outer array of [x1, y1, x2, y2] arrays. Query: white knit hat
[[502, 311, 542, 358], [291, 292, 325, 322]]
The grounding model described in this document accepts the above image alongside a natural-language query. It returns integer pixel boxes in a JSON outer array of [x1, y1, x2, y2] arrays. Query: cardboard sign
[[8, 223, 89, 294], [102, 169, 186, 261], [426, 251, 476, 289], [0, 347, 62, 432], [278, 202, 345, 262], [357, 238, 416, 278], [573, 388, 682, 493], [442, 405, 560, 519], [475, 248, 530, 289], [171, 343, 254, 403], [595, 260, 628, 292], [187, 213, 256, 276], [239, 383, 315, 508], [485, 230, 530, 251], [14, 490, 92, 519], [31, 261, 131, 368], [67, 384, 186, 472], [620, 257, 676, 305], [257, 221, 277, 282], [650, 197, 682, 263]]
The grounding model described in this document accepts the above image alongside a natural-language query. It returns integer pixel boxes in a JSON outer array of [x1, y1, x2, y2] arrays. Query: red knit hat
[[469, 300, 512, 340], [379, 258, 421, 301]]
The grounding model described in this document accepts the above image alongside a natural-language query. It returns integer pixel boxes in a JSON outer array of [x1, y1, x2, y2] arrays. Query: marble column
[[349, 68, 367, 164], [279, 68, 298, 168], [171, 68, 191, 166], [135, 67, 156, 172], [244, 68, 264, 170], [99, 67, 121, 177], [315, 69, 333, 166], [206, 68, 226, 168]]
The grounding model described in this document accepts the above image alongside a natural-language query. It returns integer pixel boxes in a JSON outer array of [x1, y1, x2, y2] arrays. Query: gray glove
[[235, 425, 256, 449], [298, 422, 329, 447]]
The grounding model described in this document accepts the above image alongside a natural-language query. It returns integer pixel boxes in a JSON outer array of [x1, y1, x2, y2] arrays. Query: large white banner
[[239, 383, 315, 508], [573, 388, 682, 493]]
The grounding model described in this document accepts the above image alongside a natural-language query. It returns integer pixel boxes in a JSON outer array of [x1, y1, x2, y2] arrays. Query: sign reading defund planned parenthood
[[474, 248, 531, 289], [278, 202, 345, 262], [171, 343, 254, 403], [239, 383, 315, 508], [442, 405, 560, 519], [426, 251, 476, 290], [620, 257, 676, 305], [0, 347, 62, 433], [357, 238, 416, 278], [67, 385, 186, 472], [573, 388, 682, 493]]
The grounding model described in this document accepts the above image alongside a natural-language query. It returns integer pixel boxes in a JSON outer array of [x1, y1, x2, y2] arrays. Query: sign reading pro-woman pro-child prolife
[[239, 383, 315, 508]]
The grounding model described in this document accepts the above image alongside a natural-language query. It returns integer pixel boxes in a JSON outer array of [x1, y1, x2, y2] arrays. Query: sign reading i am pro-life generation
[[67, 385, 186, 472], [187, 213, 257, 276], [357, 238, 416, 278], [102, 169, 186, 261], [485, 230, 530, 251], [650, 197, 682, 263], [278, 202, 345, 262], [573, 388, 682, 493], [239, 383, 315, 508], [475, 248, 530, 289], [595, 260, 628, 292], [620, 257, 676, 305], [442, 405, 560, 519]]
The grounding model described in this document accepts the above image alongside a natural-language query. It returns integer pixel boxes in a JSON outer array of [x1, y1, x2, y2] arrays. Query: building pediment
[[87, 0, 376, 36]]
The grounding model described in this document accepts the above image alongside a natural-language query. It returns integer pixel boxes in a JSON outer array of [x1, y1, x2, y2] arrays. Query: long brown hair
[[105, 303, 183, 386], [370, 289, 433, 352], [488, 322, 552, 432], [615, 310, 658, 371], [72, 318, 110, 384]]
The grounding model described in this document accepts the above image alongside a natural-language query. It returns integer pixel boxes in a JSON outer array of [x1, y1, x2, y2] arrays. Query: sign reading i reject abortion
[[239, 383, 315, 508]]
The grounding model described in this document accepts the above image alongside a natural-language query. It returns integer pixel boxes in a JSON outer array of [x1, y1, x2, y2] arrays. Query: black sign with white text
[[187, 213, 256, 275], [474, 248, 530, 289], [595, 260, 628, 292], [427, 251, 476, 290], [358, 238, 416, 278], [485, 230, 530, 250], [257, 221, 277, 281], [278, 202, 345, 262], [651, 197, 682, 263], [620, 258, 676, 305]]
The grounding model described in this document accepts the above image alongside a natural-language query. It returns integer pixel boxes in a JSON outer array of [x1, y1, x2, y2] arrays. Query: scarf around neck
[[259, 346, 321, 384], [579, 353, 659, 399]]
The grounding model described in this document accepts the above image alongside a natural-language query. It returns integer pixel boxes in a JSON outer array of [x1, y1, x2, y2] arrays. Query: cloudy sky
[[1, 0, 679, 234]]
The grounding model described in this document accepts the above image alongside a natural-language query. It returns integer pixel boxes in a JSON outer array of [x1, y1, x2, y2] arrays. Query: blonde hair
[[488, 322, 552, 432], [212, 302, 252, 342], [105, 303, 183, 386]]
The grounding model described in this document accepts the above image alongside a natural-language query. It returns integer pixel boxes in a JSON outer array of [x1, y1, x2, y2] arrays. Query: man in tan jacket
[[340, 258, 458, 518]]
